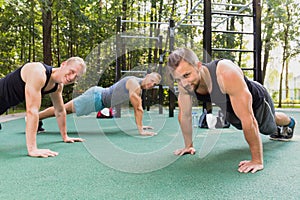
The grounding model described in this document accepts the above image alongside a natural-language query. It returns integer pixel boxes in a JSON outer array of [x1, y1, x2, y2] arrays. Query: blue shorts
[[73, 86, 105, 116]]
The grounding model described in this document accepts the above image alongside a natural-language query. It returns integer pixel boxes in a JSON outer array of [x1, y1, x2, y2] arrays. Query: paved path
[[0, 113, 26, 123]]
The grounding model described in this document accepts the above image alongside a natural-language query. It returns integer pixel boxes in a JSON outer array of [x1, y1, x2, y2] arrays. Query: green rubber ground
[[0, 110, 299, 199]]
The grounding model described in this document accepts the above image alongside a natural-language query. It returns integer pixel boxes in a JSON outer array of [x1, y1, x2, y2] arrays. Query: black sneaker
[[0, 123, 2, 130], [37, 121, 45, 133], [270, 117, 295, 141]]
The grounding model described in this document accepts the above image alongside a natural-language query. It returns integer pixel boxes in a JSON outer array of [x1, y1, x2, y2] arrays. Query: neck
[[196, 66, 211, 94], [50, 68, 60, 83]]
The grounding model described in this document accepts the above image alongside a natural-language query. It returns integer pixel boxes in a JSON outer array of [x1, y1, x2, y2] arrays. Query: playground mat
[[0, 109, 299, 200]]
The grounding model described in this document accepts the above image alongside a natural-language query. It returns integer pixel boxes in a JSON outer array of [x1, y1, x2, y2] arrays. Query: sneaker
[[270, 117, 295, 141], [37, 121, 45, 133], [0, 123, 2, 130]]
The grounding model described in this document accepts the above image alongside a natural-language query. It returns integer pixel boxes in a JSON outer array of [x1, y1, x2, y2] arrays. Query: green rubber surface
[[0, 110, 299, 199]]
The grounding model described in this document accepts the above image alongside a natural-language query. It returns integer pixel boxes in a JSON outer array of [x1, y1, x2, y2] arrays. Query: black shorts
[[226, 88, 277, 135]]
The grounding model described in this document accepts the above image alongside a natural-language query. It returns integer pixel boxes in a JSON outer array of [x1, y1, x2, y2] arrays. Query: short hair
[[148, 72, 162, 83], [66, 57, 87, 74], [167, 48, 199, 70]]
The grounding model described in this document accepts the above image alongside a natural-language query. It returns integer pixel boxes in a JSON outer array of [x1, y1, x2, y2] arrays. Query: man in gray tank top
[[167, 48, 295, 174], [38, 72, 161, 136], [0, 57, 86, 158]]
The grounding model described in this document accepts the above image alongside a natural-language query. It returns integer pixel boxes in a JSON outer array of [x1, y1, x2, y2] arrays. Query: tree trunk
[[121, 0, 127, 71], [284, 4, 291, 100], [285, 58, 290, 99], [278, 59, 285, 108], [42, 0, 53, 65], [262, 6, 274, 84]]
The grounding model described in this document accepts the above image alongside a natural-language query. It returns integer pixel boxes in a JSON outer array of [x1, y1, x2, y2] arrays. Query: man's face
[[144, 74, 161, 90], [61, 62, 84, 85], [172, 60, 201, 92]]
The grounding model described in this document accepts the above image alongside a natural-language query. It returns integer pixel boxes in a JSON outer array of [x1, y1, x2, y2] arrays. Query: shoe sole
[[37, 130, 46, 134], [269, 137, 292, 142]]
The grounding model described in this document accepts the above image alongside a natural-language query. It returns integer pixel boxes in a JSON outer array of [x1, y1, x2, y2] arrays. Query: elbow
[[136, 106, 144, 114], [241, 115, 258, 132]]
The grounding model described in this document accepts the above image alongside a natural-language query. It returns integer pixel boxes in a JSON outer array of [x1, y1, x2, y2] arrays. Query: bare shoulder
[[126, 77, 140, 90], [217, 60, 247, 94], [217, 59, 243, 78], [217, 59, 239, 70], [21, 62, 46, 84], [22, 62, 45, 75]]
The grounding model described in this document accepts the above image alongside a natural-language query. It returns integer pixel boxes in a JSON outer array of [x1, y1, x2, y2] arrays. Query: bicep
[[22, 63, 46, 111], [25, 80, 43, 111], [129, 91, 142, 110], [229, 88, 254, 123]]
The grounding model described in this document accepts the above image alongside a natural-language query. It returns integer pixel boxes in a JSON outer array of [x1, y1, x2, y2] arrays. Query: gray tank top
[[101, 76, 143, 107]]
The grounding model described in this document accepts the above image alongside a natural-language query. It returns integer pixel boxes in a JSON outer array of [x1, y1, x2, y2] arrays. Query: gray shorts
[[226, 88, 277, 135], [73, 86, 105, 116]]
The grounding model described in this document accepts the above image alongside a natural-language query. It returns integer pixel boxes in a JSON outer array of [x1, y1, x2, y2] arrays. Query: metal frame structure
[[168, 0, 262, 115], [116, 0, 262, 117], [116, 17, 166, 116], [172, 0, 262, 82]]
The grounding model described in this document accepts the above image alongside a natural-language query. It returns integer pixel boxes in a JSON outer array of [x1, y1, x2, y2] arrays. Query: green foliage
[[0, 0, 299, 107]]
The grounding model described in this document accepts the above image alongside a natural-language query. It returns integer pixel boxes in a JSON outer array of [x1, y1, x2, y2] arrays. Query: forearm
[[134, 108, 144, 133], [243, 120, 263, 164], [26, 111, 39, 152], [179, 114, 193, 148], [55, 110, 68, 140]]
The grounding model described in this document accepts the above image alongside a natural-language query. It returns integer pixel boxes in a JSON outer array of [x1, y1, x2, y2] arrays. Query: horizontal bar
[[190, 14, 204, 17], [121, 20, 168, 25], [212, 11, 253, 17], [179, 23, 203, 27], [212, 3, 251, 8], [212, 30, 253, 35], [120, 35, 160, 40], [121, 70, 147, 73], [184, 19, 203, 22], [212, 48, 254, 52]]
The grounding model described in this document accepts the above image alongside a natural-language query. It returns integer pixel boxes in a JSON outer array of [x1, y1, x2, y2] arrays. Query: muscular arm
[[49, 84, 68, 140], [127, 79, 156, 136], [174, 86, 196, 155], [21, 63, 58, 157], [218, 60, 263, 173], [48, 84, 84, 143]]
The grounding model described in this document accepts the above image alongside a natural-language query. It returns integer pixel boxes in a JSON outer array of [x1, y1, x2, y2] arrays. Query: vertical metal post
[[116, 17, 122, 82], [158, 35, 163, 114], [253, 0, 262, 83], [203, 0, 212, 113], [203, 0, 212, 63], [115, 17, 122, 117], [169, 19, 175, 117]]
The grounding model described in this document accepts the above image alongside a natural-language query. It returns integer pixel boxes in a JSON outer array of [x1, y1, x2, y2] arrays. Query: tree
[[40, 0, 53, 65], [277, 0, 300, 107], [261, 0, 277, 84]]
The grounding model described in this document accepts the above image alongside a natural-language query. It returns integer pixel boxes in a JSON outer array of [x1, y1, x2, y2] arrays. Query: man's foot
[[0, 123, 2, 130], [37, 121, 45, 133], [270, 117, 295, 141]]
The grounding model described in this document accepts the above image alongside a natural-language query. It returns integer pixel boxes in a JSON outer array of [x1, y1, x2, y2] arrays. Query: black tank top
[[195, 60, 265, 113], [0, 63, 58, 107]]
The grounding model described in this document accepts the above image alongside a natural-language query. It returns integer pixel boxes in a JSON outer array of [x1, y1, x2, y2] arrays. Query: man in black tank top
[[0, 57, 86, 158], [167, 48, 295, 174]]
